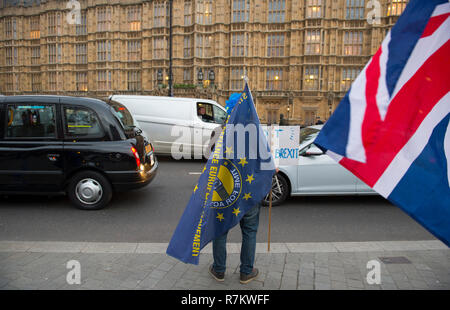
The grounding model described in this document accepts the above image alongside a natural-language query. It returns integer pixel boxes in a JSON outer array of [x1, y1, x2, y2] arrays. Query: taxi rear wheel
[[67, 171, 112, 210]]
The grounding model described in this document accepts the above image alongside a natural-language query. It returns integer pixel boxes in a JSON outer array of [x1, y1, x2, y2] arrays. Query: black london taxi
[[0, 96, 158, 210]]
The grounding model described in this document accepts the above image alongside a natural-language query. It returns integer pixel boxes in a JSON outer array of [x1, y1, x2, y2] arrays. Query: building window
[[231, 68, 245, 90], [5, 74, 14, 92], [127, 71, 141, 91], [31, 73, 41, 92], [48, 72, 58, 91], [5, 47, 18, 66], [153, 37, 167, 59], [267, 34, 285, 57], [387, 0, 408, 16], [154, 1, 168, 27], [48, 12, 62, 36], [76, 44, 87, 64], [231, 33, 249, 57], [232, 0, 250, 23], [127, 40, 141, 61], [304, 110, 317, 126], [4, 18, 17, 39], [184, 0, 193, 26], [128, 5, 142, 31], [305, 30, 321, 54], [30, 16, 40, 39], [306, 0, 323, 18], [268, 0, 286, 23], [97, 41, 111, 62], [266, 69, 283, 90], [31, 46, 40, 65], [267, 110, 278, 125], [98, 70, 112, 91], [48, 44, 62, 64], [346, 0, 365, 19], [184, 36, 192, 57], [341, 67, 361, 91], [76, 72, 88, 92], [304, 66, 320, 90], [344, 31, 363, 55], [97, 7, 111, 32], [76, 12, 87, 35], [196, 0, 213, 25], [183, 68, 192, 83], [195, 34, 212, 58]]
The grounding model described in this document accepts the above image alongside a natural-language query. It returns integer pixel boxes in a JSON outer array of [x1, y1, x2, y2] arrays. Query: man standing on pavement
[[167, 82, 276, 281], [207, 93, 271, 284]]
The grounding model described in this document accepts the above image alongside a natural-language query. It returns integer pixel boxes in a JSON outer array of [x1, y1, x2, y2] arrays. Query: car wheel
[[262, 173, 289, 207], [67, 171, 112, 210]]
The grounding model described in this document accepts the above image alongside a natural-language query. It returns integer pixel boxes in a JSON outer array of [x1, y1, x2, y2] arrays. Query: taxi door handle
[[48, 154, 60, 162]]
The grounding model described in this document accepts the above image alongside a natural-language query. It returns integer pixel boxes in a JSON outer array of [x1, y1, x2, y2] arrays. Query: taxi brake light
[[131, 147, 141, 169]]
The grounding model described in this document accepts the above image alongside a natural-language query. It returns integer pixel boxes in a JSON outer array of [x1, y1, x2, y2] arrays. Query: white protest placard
[[262, 126, 300, 167]]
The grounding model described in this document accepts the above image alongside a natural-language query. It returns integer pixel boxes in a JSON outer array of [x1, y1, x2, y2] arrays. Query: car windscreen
[[107, 100, 135, 129], [299, 127, 320, 149]]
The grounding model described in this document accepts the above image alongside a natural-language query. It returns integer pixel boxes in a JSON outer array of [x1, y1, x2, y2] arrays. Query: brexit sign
[[262, 126, 300, 167], [274, 147, 298, 160]]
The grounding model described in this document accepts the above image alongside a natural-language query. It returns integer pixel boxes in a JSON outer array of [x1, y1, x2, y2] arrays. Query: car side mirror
[[304, 146, 324, 156]]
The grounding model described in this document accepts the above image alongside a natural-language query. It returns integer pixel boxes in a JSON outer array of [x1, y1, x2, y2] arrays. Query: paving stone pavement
[[0, 241, 449, 290]]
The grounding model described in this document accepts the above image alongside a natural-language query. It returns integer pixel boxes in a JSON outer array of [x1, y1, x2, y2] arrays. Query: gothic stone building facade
[[0, 0, 408, 125]]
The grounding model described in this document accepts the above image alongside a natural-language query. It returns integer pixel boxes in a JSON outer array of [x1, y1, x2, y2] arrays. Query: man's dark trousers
[[212, 204, 261, 275]]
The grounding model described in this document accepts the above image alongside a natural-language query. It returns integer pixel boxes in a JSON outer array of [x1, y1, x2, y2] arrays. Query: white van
[[109, 95, 227, 157]]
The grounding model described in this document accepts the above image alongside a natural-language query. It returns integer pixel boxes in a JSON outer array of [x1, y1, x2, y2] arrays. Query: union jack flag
[[315, 0, 450, 246]]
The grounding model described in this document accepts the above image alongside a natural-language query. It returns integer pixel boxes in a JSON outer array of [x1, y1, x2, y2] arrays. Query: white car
[[264, 125, 377, 206]]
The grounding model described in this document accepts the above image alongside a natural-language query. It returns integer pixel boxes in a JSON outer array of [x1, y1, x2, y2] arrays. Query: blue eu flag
[[167, 82, 276, 265]]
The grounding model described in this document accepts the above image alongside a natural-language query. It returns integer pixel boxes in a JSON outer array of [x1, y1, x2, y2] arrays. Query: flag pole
[[267, 123, 274, 253], [268, 186, 273, 252]]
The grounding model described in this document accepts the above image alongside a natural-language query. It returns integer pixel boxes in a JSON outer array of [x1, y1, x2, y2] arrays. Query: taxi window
[[107, 100, 135, 129], [6, 105, 56, 139], [64, 107, 104, 138]]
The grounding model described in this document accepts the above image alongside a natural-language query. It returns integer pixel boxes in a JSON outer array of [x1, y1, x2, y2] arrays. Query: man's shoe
[[240, 268, 259, 284], [209, 265, 225, 282]]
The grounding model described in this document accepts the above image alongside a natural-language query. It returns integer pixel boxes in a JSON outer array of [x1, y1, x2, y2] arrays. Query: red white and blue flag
[[315, 0, 450, 246]]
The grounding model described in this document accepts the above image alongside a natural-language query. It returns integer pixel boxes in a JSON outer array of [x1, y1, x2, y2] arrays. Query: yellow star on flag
[[216, 213, 225, 222], [225, 146, 233, 157], [232, 208, 241, 217], [246, 174, 255, 184], [239, 157, 248, 167], [243, 193, 252, 201]]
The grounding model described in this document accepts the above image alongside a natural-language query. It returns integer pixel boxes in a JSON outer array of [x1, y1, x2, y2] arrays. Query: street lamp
[[168, 0, 174, 97], [208, 69, 215, 84], [197, 69, 203, 84], [157, 69, 163, 85]]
